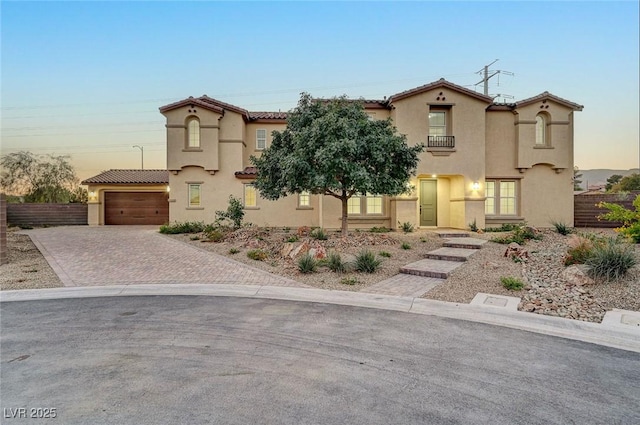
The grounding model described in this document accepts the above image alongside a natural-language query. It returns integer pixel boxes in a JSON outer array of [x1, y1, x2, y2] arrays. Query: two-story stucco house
[[157, 78, 582, 231]]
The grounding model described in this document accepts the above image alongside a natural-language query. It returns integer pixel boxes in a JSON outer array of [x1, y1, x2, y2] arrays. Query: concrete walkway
[[26, 226, 305, 288]]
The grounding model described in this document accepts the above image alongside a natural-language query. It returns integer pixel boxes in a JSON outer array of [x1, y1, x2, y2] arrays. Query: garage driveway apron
[[26, 226, 305, 287]]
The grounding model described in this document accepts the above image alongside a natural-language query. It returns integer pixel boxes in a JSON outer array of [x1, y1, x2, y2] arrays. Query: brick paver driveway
[[27, 226, 304, 288]]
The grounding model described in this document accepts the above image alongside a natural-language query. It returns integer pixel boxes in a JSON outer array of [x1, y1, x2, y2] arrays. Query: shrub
[[501, 276, 524, 290], [159, 221, 205, 234], [286, 235, 299, 243], [190, 235, 200, 241], [598, 195, 640, 243], [552, 221, 573, 236], [491, 224, 542, 245], [564, 235, 595, 265], [204, 228, 225, 242], [378, 251, 392, 258], [355, 250, 382, 273], [310, 228, 328, 240], [401, 242, 411, 250], [228, 248, 240, 254], [327, 251, 348, 273], [370, 226, 391, 233], [340, 276, 359, 286], [297, 253, 318, 274], [247, 249, 268, 261], [586, 238, 636, 281], [483, 223, 521, 233], [215, 195, 245, 229], [399, 221, 414, 233], [469, 219, 478, 232]]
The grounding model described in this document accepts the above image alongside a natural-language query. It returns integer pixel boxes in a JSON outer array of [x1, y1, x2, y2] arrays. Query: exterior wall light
[[472, 181, 480, 191], [166, 186, 171, 193]]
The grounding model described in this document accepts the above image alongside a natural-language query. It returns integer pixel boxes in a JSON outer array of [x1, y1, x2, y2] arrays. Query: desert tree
[[250, 93, 425, 236]]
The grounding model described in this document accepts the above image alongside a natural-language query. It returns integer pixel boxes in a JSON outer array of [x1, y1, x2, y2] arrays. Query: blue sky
[[2, 1, 639, 181]]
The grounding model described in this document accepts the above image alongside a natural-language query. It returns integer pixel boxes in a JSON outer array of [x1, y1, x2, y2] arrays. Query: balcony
[[428, 136, 455, 148]]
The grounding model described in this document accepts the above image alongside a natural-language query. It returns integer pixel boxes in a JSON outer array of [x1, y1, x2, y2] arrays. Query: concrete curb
[[2, 284, 639, 353]]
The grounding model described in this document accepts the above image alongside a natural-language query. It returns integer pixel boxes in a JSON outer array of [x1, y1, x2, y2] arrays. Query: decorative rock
[[504, 242, 529, 261], [561, 265, 594, 287], [289, 242, 309, 259], [280, 243, 295, 258]]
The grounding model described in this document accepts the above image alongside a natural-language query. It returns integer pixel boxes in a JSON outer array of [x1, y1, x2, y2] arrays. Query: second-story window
[[187, 118, 200, 148], [256, 129, 267, 150], [428, 111, 446, 137], [535, 114, 547, 146]]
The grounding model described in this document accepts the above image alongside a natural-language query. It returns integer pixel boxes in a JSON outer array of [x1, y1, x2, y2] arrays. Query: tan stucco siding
[[515, 102, 574, 170], [243, 123, 287, 168], [164, 107, 222, 172], [520, 164, 574, 227], [486, 111, 517, 176]]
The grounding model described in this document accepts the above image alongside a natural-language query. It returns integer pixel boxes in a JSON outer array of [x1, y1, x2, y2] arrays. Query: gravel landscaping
[[2, 225, 638, 325]]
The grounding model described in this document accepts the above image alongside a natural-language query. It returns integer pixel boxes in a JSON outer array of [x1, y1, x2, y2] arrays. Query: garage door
[[105, 192, 169, 225]]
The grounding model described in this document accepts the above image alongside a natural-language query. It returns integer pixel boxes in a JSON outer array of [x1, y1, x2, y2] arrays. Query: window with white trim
[[298, 191, 310, 207], [348, 194, 383, 215], [485, 180, 517, 215], [244, 184, 257, 207], [535, 114, 548, 146], [428, 111, 447, 137], [187, 118, 200, 148], [188, 184, 201, 207], [256, 129, 267, 150]]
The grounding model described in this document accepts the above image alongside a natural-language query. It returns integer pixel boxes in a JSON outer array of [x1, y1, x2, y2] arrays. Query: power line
[[2, 129, 164, 138], [2, 121, 164, 131]]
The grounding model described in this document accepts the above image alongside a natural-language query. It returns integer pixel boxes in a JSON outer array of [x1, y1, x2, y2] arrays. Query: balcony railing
[[428, 136, 455, 148]]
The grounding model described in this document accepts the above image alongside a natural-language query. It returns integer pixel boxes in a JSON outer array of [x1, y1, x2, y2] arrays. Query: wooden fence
[[7, 203, 88, 227], [574, 191, 639, 228]]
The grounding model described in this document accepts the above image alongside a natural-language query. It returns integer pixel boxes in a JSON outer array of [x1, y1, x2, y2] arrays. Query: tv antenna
[[475, 59, 514, 97]]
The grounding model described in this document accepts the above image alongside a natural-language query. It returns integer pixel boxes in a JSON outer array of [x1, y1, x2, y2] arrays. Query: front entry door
[[420, 180, 437, 226]]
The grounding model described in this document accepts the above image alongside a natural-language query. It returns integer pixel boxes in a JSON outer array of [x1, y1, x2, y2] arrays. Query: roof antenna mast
[[474, 59, 514, 99]]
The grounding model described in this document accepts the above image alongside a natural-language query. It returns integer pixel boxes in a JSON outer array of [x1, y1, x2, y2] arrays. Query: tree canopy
[[250, 93, 425, 235], [605, 174, 624, 192], [610, 173, 640, 192], [0, 151, 86, 203]]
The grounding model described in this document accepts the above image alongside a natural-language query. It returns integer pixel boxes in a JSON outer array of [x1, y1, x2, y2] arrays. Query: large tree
[[0, 151, 86, 203], [251, 93, 425, 236]]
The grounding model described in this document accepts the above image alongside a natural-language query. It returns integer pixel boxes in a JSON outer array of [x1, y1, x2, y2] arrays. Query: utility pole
[[475, 59, 514, 97], [133, 145, 144, 170]]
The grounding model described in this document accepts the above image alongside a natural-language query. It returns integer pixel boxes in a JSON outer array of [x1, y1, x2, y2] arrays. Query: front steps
[[400, 231, 486, 280]]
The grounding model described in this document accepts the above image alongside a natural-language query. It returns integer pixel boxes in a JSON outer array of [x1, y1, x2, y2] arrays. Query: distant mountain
[[579, 169, 639, 187]]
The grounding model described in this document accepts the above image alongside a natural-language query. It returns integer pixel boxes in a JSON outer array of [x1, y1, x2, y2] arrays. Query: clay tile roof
[[249, 111, 289, 120], [388, 78, 493, 104], [82, 169, 169, 185], [515, 91, 584, 111], [234, 167, 258, 179], [159, 96, 224, 114]]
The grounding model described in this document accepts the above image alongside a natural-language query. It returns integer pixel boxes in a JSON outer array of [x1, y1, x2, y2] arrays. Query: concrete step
[[400, 258, 463, 279], [443, 237, 487, 250], [425, 247, 478, 262], [360, 274, 443, 298], [432, 229, 470, 238]]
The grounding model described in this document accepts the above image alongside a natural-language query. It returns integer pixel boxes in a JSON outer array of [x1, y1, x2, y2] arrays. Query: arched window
[[187, 117, 200, 148], [535, 114, 547, 145]]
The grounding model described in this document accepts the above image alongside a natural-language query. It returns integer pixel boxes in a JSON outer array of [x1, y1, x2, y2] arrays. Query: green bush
[[327, 251, 348, 273], [340, 276, 359, 286], [286, 235, 299, 243], [399, 221, 414, 233], [190, 235, 200, 241], [598, 195, 640, 243], [501, 276, 524, 290], [159, 221, 206, 234], [355, 250, 382, 273], [483, 223, 521, 233], [228, 248, 240, 255], [586, 238, 636, 281], [297, 253, 318, 274], [469, 219, 478, 232], [204, 228, 225, 242], [370, 226, 391, 233], [564, 235, 595, 265], [401, 242, 411, 250], [552, 221, 573, 236], [247, 249, 268, 261], [215, 195, 245, 229], [378, 251, 392, 258], [491, 224, 542, 245], [310, 228, 328, 240]]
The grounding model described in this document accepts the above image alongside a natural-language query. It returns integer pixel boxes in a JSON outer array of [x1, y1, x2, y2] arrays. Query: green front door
[[420, 180, 437, 226]]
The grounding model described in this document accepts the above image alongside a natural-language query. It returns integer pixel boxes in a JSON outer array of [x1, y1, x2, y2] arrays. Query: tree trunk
[[341, 196, 349, 237]]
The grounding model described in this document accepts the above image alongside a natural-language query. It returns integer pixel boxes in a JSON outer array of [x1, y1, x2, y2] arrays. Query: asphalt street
[[1, 296, 639, 425]]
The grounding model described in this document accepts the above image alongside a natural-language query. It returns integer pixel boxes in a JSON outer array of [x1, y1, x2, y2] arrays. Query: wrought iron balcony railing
[[427, 136, 455, 148]]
